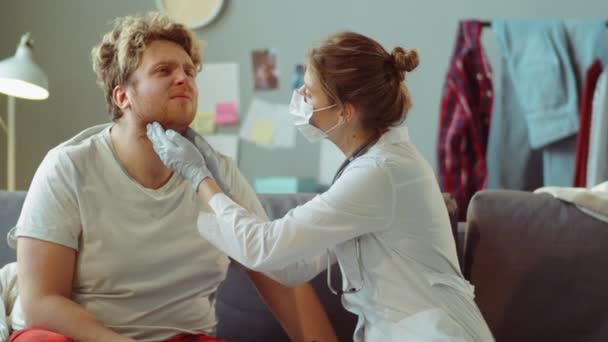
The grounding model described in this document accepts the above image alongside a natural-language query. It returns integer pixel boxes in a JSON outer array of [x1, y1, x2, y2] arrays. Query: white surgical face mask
[[288, 90, 342, 142]]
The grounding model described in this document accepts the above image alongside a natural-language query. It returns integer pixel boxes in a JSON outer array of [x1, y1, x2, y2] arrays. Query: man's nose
[[174, 69, 190, 84]]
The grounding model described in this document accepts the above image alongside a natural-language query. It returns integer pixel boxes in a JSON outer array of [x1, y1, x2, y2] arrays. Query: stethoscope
[[326, 136, 379, 296]]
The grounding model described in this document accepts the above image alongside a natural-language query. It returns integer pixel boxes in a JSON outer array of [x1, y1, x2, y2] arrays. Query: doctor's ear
[[112, 85, 130, 111], [341, 103, 357, 123]]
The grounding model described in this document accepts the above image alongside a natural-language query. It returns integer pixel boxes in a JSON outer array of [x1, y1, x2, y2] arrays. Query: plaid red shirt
[[437, 20, 493, 221]]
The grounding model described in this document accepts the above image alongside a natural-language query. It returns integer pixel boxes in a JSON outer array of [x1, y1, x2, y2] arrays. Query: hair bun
[[391, 47, 419, 73]]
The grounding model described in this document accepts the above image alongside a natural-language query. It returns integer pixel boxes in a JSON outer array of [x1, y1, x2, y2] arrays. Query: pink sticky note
[[215, 102, 239, 125]]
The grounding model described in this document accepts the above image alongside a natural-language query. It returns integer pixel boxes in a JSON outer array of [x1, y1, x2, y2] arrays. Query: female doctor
[[147, 32, 494, 342]]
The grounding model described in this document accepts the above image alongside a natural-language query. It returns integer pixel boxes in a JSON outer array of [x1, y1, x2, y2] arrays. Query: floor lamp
[[0, 33, 49, 191]]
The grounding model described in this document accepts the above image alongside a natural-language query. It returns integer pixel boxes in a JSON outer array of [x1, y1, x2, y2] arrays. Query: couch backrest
[[0, 191, 25, 265], [465, 190, 608, 342]]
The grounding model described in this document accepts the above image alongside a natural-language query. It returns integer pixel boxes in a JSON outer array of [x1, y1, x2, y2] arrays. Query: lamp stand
[[7, 96, 15, 191]]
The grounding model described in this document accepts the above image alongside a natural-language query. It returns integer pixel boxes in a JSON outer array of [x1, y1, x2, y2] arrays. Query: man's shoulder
[[49, 124, 111, 159], [40, 123, 111, 174], [215, 152, 238, 179], [55, 123, 111, 151]]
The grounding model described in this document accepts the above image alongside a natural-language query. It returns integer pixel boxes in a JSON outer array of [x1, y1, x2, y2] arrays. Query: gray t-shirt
[[8, 124, 268, 341]]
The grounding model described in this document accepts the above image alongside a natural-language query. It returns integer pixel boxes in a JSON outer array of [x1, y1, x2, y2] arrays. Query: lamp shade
[[0, 33, 48, 100]]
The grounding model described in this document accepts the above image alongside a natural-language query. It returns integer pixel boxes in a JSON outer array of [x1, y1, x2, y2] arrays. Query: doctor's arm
[[146, 122, 393, 270], [196, 160, 394, 271], [214, 195, 338, 341], [200, 145, 337, 342]]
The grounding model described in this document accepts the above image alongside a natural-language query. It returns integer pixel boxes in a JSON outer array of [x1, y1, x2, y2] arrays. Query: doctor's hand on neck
[[146, 122, 213, 190], [145, 122, 227, 205]]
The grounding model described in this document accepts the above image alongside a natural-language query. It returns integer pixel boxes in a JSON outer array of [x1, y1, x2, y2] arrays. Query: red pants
[[9, 329, 72, 342], [9, 329, 227, 342]]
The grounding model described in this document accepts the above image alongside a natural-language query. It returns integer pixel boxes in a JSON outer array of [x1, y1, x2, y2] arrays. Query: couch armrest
[[464, 190, 608, 341], [0, 191, 26, 266]]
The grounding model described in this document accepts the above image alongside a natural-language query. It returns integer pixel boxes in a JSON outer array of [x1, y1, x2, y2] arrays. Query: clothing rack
[[480, 20, 608, 28]]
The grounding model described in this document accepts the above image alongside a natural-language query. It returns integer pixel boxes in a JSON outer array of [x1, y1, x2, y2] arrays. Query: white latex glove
[[184, 128, 232, 195], [146, 122, 211, 191]]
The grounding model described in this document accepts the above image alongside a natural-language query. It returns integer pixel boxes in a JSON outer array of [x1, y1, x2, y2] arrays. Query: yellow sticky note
[[190, 112, 216, 135], [250, 119, 274, 145]]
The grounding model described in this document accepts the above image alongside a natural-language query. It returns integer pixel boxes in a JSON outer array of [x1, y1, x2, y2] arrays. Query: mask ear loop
[[312, 103, 337, 113], [323, 114, 345, 136]]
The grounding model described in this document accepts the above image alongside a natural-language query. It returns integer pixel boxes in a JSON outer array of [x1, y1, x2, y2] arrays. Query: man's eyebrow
[[151, 60, 175, 67], [150, 60, 194, 69]]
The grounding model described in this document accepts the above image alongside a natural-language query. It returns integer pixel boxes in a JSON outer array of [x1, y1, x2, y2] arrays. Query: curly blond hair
[[92, 12, 202, 120]]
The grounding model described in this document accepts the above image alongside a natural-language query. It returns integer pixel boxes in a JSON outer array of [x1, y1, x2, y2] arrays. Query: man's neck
[[110, 118, 173, 189]]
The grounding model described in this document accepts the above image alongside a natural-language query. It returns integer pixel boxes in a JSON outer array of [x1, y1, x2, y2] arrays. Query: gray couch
[[0, 191, 356, 341], [464, 190, 608, 342], [8, 189, 608, 341]]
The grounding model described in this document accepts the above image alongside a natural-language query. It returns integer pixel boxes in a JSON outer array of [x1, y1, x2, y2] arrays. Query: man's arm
[[18, 237, 134, 342], [0, 294, 8, 342], [246, 271, 337, 342]]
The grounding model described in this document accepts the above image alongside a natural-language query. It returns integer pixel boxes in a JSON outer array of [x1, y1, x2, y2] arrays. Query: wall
[[1, 0, 607, 190]]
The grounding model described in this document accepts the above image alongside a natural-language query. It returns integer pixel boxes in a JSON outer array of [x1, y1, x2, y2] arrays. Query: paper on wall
[[196, 63, 240, 122], [206, 134, 240, 162], [215, 102, 239, 125], [190, 112, 216, 135], [272, 103, 296, 149], [239, 98, 296, 149], [250, 119, 275, 145]]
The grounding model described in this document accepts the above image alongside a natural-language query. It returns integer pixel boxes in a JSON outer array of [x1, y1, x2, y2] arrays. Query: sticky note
[[250, 119, 274, 145], [215, 102, 239, 125], [190, 112, 216, 135]]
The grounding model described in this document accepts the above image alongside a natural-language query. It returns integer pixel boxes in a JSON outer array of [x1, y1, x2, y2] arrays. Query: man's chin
[[166, 123, 191, 134], [147, 121, 188, 134]]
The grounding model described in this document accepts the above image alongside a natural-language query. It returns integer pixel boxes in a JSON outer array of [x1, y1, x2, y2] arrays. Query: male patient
[[6, 13, 336, 342]]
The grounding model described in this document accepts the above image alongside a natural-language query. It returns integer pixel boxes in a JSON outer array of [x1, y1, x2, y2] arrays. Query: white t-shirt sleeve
[[0, 289, 7, 342], [203, 158, 396, 271], [202, 153, 269, 271], [8, 149, 81, 251]]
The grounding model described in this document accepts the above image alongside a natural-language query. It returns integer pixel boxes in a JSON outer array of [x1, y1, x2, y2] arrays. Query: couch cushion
[[216, 262, 356, 342], [0, 191, 25, 266], [466, 190, 608, 341]]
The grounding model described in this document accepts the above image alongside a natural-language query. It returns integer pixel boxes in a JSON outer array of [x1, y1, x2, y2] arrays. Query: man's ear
[[112, 85, 130, 111]]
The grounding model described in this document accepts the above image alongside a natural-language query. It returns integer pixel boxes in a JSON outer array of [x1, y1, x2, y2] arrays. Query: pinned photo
[[252, 48, 279, 91]]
